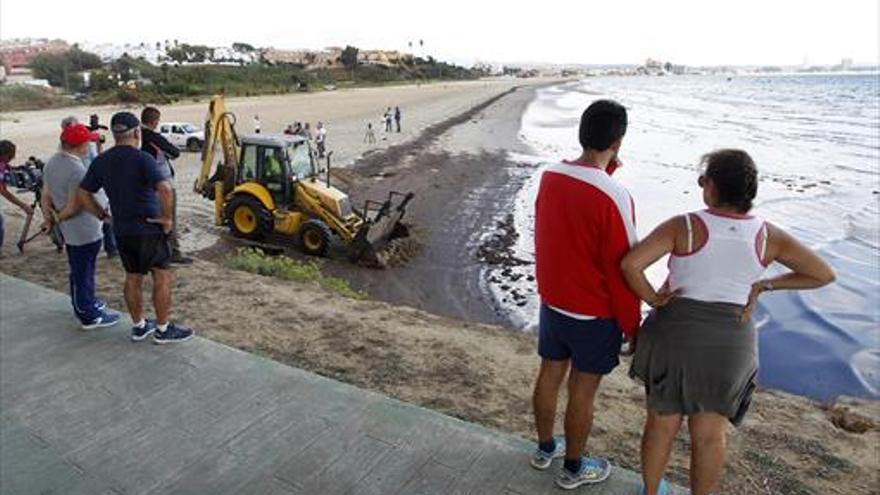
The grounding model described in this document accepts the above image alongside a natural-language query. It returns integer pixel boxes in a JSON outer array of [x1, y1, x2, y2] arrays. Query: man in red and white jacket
[[529, 100, 640, 489]]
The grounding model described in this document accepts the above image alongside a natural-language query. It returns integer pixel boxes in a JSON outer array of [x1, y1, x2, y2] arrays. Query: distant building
[[262, 46, 404, 69], [0, 38, 69, 72], [359, 49, 402, 67]]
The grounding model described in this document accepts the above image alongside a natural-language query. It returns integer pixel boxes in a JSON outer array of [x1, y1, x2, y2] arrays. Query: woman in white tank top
[[620, 149, 835, 495]]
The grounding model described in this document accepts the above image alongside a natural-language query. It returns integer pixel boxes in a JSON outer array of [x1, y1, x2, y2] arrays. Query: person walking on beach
[[316, 122, 327, 158], [253, 115, 261, 134], [530, 100, 638, 489], [59, 112, 194, 344], [0, 140, 34, 258], [61, 116, 117, 258], [140, 107, 191, 264], [622, 149, 835, 495], [364, 122, 377, 144], [41, 123, 120, 329], [394, 106, 402, 132]]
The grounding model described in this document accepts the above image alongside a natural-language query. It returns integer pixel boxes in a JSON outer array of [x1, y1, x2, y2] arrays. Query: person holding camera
[[140, 107, 191, 264], [0, 140, 34, 258], [41, 124, 121, 329]]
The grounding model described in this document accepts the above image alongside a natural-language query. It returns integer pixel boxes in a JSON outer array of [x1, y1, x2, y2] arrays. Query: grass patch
[[226, 247, 365, 300], [0, 85, 72, 112]]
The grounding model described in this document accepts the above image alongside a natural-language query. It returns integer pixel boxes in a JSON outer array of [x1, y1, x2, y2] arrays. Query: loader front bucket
[[349, 191, 415, 266]]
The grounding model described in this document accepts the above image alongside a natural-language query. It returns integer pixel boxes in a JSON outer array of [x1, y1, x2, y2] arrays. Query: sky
[[1, 0, 878, 67]]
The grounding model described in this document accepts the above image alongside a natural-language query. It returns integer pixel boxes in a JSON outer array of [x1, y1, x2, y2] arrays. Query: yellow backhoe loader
[[194, 95, 414, 264]]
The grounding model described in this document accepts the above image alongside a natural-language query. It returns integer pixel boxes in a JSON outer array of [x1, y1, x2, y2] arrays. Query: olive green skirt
[[629, 297, 758, 426]]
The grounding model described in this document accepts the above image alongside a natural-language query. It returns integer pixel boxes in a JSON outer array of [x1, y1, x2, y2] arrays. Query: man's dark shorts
[[538, 304, 622, 375], [116, 234, 171, 274]]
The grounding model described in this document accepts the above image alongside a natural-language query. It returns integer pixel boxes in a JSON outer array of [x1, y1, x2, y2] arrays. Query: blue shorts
[[538, 304, 622, 375]]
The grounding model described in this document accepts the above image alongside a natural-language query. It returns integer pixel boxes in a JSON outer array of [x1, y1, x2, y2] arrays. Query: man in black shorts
[[72, 112, 193, 344]]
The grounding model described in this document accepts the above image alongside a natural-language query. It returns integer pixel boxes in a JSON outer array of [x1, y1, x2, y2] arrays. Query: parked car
[[159, 122, 205, 152]]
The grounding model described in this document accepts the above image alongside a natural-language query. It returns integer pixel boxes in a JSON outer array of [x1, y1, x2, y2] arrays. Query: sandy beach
[[2, 80, 879, 495]]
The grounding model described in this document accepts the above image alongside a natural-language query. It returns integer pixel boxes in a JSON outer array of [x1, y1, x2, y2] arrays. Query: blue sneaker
[[641, 479, 670, 495], [131, 319, 157, 342], [81, 310, 121, 330], [530, 436, 566, 470], [555, 456, 612, 490], [153, 323, 194, 344], [94, 299, 107, 311]]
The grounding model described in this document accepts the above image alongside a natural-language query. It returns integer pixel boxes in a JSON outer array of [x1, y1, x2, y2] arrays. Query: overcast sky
[[1, 0, 877, 66]]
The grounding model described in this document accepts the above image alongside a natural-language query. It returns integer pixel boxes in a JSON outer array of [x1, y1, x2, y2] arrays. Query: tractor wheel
[[225, 195, 273, 240], [299, 220, 332, 257], [186, 138, 202, 152]]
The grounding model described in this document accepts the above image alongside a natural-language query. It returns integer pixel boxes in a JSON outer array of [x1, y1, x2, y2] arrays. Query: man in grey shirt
[[41, 123, 120, 329], [61, 115, 117, 258]]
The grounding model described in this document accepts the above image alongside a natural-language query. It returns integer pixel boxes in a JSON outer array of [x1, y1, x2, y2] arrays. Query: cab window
[[172, 125, 183, 134], [160, 125, 170, 133], [240, 145, 258, 181], [288, 142, 313, 181]]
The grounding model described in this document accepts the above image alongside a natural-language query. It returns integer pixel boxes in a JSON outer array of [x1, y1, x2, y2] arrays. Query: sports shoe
[[94, 299, 107, 311], [81, 310, 121, 330], [131, 319, 157, 342], [530, 436, 566, 470], [641, 479, 670, 495], [555, 456, 612, 490], [170, 253, 194, 265], [153, 323, 194, 344]]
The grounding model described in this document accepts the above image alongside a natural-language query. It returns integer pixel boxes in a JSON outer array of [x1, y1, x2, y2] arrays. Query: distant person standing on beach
[[316, 122, 327, 157], [253, 115, 261, 134], [394, 106, 402, 132], [384, 107, 393, 132], [530, 100, 637, 489], [364, 122, 377, 144], [301, 122, 312, 140], [622, 149, 835, 495]]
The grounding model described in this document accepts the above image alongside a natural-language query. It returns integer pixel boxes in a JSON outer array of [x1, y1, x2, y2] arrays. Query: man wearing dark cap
[[42, 123, 120, 328], [140, 106, 190, 264], [61, 111, 193, 344]]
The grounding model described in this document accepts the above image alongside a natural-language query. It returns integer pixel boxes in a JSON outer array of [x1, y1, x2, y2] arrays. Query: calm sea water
[[491, 74, 880, 402]]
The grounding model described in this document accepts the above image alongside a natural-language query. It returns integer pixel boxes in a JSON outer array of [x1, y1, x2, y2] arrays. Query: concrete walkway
[[0, 274, 682, 495]]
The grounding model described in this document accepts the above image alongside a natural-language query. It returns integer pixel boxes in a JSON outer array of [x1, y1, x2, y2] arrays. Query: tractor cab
[[237, 135, 319, 207]]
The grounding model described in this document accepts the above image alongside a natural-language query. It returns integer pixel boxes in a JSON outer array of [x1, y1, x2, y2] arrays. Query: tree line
[[18, 44, 485, 108]]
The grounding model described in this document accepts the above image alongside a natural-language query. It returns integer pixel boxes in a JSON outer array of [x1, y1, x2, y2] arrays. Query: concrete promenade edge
[[0, 274, 685, 494]]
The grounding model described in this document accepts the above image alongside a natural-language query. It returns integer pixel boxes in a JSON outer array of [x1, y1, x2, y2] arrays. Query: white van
[[159, 122, 205, 152]]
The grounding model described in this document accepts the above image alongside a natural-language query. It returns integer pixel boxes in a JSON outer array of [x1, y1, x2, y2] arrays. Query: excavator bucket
[[349, 191, 415, 266]]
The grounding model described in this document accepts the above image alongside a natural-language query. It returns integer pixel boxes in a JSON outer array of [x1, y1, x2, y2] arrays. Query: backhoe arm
[[194, 95, 241, 196]]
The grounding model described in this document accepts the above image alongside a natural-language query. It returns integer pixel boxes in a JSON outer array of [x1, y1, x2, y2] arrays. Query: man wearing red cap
[[41, 124, 120, 328]]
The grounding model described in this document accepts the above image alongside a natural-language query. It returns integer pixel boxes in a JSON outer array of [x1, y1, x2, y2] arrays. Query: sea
[[485, 73, 880, 402]]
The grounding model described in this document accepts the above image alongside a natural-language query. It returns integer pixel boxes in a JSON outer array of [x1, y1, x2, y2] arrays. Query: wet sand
[[2, 80, 879, 495]]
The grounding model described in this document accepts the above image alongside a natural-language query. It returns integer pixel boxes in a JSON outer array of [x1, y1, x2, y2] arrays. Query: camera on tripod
[[4, 156, 45, 197]]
